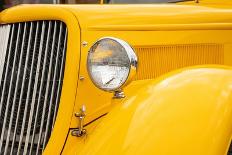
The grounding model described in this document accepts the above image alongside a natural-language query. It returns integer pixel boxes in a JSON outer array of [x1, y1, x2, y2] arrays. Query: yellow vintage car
[[0, 0, 232, 154]]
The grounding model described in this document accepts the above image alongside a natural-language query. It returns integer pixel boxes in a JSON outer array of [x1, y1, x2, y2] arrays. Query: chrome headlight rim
[[87, 37, 138, 92]]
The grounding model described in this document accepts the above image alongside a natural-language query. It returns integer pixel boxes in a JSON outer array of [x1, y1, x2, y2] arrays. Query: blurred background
[[0, 0, 100, 11], [0, 0, 183, 11]]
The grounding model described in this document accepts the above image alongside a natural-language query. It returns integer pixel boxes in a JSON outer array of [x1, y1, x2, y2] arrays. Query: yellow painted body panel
[[76, 66, 232, 155], [62, 4, 232, 31], [134, 44, 224, 80], [75, 29, 232, 129], [62, 115, 106, 154], [1, 3, 232, 155]]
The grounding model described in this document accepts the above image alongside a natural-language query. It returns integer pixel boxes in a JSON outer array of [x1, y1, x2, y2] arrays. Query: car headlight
[[87, 37, 137, 92]]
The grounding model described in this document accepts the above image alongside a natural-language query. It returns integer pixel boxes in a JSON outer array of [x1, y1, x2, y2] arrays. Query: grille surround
[[0, 21, 67, 155]]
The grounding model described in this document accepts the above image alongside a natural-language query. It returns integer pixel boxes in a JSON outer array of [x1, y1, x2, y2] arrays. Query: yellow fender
[[78, 66, 232, 155]]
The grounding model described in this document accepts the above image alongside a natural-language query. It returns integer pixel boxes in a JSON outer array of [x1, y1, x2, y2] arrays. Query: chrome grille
[[0, 21, 67, 155]]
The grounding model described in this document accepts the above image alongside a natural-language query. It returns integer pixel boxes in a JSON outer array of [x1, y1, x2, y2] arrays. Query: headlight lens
[[87, 37, 137, 91]]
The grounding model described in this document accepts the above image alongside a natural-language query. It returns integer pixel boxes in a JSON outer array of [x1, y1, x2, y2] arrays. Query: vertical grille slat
[[0, 25, 13, 124], [0, 25, 11, 80], [4, 23, 28, 155], [36, 21, 58, 154], [22, 21, 40, 155], [52, 27, 67, 128], [26, 21, 49, 155], [41, 23, 66, 149], [0, 21, 67, 155], [25, 21, 46, 155], [34, 21, 54, 155], [10, 22, 34, 155], [0, 23, 22, 149], [42, 21, 59, 149]]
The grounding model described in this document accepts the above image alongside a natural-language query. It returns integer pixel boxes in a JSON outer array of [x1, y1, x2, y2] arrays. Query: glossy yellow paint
[[62, 4, 232, 31], [76, 66, 232, 155], [65, 3, 232, 130], [62, 114, 106, 154], [134, 44, 224, 80], [1, 3, 232, 155]]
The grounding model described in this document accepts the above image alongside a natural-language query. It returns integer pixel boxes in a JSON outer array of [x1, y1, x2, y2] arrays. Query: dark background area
[[0, 0, 191, 11], [0, 0, 100, 11]]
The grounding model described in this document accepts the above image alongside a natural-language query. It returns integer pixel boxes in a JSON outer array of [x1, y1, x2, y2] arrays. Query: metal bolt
[[71, 129, 86, 137], [82, 41, 88, 47], [79, 76, 85, 81], [113, 90, 125, 99]]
